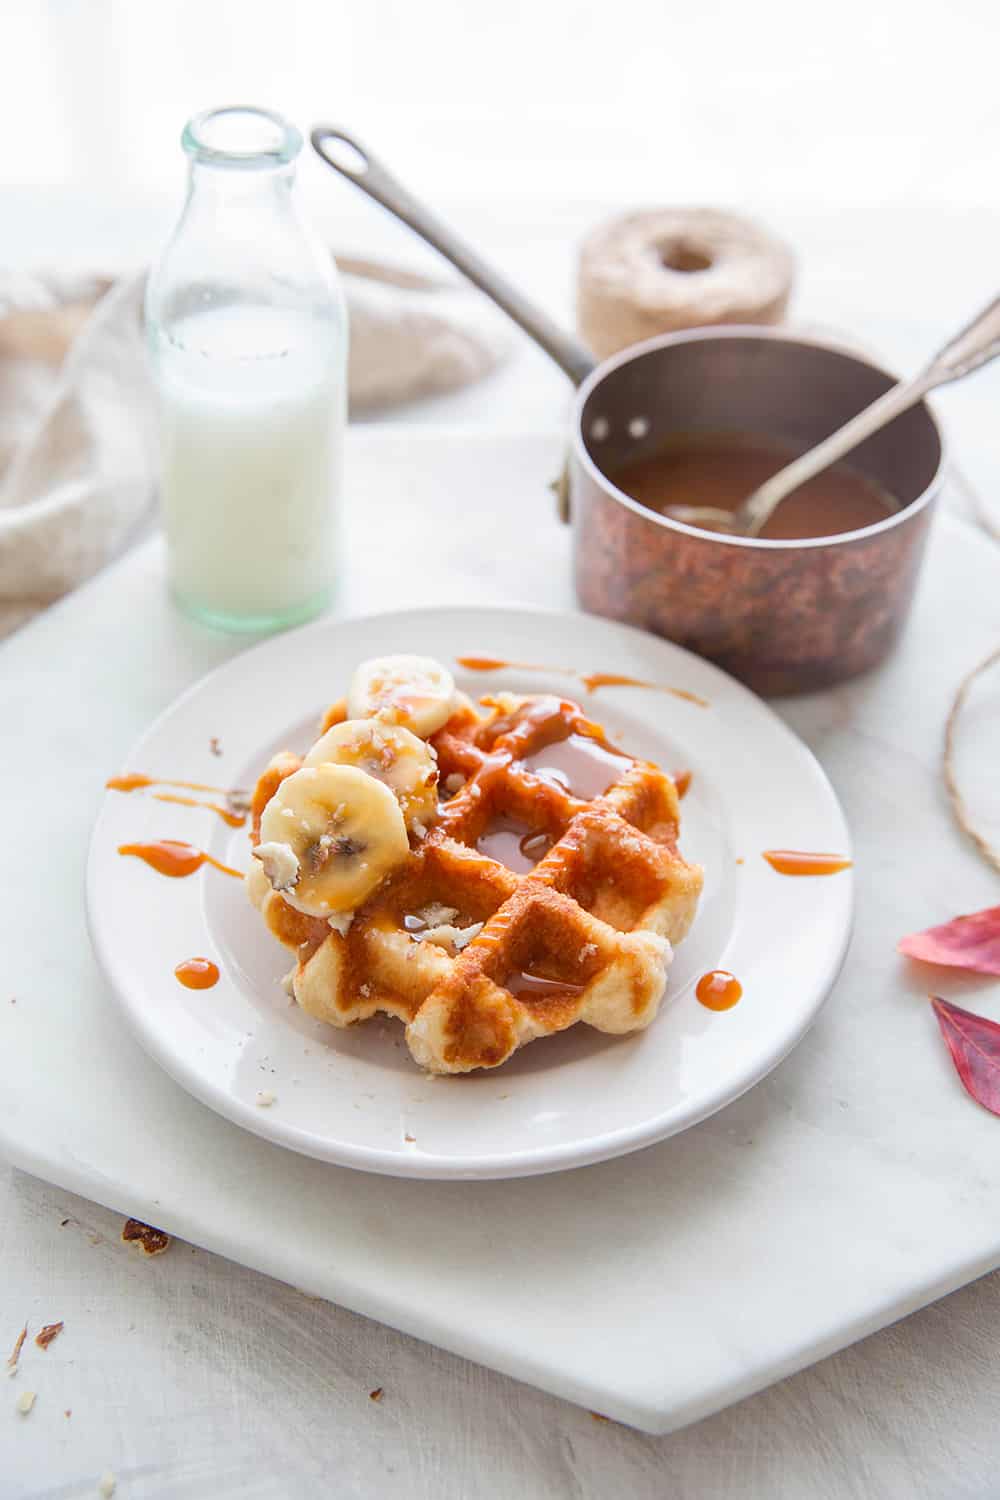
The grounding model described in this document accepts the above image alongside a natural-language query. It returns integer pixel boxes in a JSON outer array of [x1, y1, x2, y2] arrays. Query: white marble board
[[1, 429, 999, 1434]]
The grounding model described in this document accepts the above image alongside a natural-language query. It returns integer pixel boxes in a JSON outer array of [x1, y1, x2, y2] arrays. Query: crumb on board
[[590, 1411, 609, 1422], [255, 1090, 276, 1108], [35, 1322, 64, 1351], [98, 1471, 117, 1497], [209, 737, 222, 757], [64, 1408, 72, 1418], [7, 1324, 27, 1371], [369, 1387, 383, 1402], [404, 1133, 416, 1143], [121, 1218, 171, 1256], [15, 1390, 36, 1415]]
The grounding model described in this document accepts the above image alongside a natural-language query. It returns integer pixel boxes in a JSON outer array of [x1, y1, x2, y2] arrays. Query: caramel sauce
[[519, 829, 555, 863], [107, 773, 155, 792], [610, 430, 898, 541], [524, 733, 626, 800], [507, 971, 584, 1011], [455, 658, 707, 707], [107, 774, 229, 794], [508, 971, 582, 998], [673, 769, 692, 799], [580, 672, 706, 707], [477, 817, 552, 873], [456, 656, 511, 672], [174, 957, 220, 989], [118, 840, 243, 879], [153, 792, 246, 828], [696, 970, 742, 1010], [763, 849, 852, 876]]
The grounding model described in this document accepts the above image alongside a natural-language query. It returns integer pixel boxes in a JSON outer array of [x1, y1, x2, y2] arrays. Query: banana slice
[[304, 719, 439, 834], [347, 654, 456, 738], [255, 763, 408, 917]]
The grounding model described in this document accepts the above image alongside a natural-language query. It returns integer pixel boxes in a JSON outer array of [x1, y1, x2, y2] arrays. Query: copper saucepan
[[312, 127, 945, 696]]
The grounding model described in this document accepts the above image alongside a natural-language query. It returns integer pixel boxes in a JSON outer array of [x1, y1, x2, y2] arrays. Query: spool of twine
[[944, 644, 1000, 876], [576, 207, 795, 358]]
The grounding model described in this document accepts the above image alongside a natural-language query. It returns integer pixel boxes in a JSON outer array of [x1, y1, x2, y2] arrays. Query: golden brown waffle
[[248, 692, 703, 1073]]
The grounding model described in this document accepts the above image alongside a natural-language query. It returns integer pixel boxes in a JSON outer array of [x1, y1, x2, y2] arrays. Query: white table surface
[[3, 1, 1000, 1493], [0, 434, 997, 1500]]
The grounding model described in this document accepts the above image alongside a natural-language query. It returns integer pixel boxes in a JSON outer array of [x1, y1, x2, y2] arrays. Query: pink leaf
[[898, 904, 1000, 976], [932, 997, 1000, 1117]]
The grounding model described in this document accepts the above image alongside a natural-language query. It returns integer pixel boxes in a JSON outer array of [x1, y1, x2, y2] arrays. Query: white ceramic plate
[[87, 605, 852, 1180]]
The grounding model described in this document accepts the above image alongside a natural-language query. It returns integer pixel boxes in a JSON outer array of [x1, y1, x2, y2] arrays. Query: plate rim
[[86, 601, 854, 1180]]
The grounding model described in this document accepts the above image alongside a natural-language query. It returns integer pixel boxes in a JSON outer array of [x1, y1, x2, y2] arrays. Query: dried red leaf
[[35, 1322, 63, 1351], [899, 904, 1000, 976], [932, 997, 1000, 1116]]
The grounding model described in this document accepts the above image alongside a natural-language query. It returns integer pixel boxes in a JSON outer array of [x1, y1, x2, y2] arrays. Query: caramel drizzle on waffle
[[251, 693, 702, 1071]]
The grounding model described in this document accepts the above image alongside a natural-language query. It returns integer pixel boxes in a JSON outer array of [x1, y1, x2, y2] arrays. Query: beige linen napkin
[[0, 263, 510, 637]]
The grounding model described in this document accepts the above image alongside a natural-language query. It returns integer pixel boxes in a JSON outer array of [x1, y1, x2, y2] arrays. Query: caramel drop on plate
[[673, 769, 692, 799], [175, 957, 220, 989], [696, 970, 742, 1011], [763, 849, 852, 876]]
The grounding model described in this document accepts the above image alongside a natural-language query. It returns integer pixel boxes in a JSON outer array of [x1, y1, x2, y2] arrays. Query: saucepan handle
[[311, 125, 597, 389]]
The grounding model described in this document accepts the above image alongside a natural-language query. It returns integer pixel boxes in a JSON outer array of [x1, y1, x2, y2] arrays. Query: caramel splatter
[[121, 1219, 171, 1256]]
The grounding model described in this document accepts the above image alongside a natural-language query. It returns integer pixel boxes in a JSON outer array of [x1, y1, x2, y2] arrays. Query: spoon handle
[[311, 125, 596, 386], [744, 293, 1000, 536], [920, 293, 1000, 385], [741, 374, 934, 534]]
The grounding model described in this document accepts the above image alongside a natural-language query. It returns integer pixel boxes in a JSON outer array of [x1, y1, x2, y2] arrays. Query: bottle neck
[[146, 106, 339, 343], [184, 157, 296, 216]]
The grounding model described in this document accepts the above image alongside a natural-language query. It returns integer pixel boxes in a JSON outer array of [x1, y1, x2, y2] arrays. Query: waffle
[[248, 690, 703, 1073]]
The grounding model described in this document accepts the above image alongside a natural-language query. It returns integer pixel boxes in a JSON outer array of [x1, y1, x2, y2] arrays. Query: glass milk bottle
[[146, 106, 346, 631]]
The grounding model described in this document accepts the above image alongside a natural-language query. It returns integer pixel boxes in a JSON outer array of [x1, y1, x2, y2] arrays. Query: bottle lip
[[182, 106, 303, 169]]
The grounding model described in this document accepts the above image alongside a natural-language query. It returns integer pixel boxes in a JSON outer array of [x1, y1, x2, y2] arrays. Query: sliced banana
[[304, 718, 439, 834], [347, 654, 456, 738], [255, 763, 408, 917]]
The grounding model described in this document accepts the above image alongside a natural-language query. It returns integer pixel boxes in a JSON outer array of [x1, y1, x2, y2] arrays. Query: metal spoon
[[667, 295, 1000, 535]]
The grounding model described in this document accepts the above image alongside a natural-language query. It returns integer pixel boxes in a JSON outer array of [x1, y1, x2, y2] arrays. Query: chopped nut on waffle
[[248, 656, 703, 1074]]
